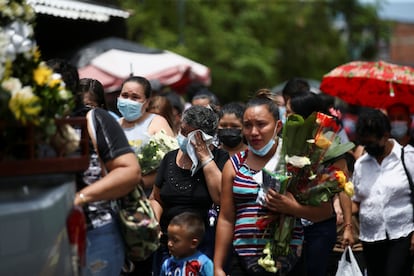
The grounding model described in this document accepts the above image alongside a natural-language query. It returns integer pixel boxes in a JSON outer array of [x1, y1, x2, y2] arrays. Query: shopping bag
[[335, 246, 363, 276]]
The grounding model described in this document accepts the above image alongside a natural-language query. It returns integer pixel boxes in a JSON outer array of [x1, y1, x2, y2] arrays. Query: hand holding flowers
[[257, 111, 355, 273]]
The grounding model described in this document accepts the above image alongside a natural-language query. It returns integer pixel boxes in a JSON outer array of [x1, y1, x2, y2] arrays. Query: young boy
[[160, 212, 213, 276]]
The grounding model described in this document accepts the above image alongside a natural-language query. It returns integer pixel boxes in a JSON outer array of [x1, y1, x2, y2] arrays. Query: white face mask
[[390, 120, 408, 139]]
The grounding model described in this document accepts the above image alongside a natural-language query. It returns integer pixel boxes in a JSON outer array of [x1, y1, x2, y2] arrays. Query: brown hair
[[147, 95, 175, 131]]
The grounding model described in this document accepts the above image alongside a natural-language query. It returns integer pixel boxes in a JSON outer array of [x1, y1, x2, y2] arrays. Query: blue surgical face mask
[[248, 138, 275, 157], [390, 120, 408, 139], [117, 98, 144, 122], [176, 133, 188, 154], [248, 125, 278, 157], [278, 106, 287, 125]]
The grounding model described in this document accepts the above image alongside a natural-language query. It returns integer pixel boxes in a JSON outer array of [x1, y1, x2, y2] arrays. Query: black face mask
[[364, 144, 385, 157], [218, 128, 243, 148]]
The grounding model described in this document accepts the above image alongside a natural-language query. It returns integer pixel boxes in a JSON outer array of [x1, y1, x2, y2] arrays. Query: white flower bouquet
[[136, 130, 178, 175]]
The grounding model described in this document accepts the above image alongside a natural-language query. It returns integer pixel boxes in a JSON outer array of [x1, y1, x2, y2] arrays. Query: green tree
[[120, 0, 381, 104]]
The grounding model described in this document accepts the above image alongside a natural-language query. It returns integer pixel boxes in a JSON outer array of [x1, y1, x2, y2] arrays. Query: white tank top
[[122, 113, 156, 152]]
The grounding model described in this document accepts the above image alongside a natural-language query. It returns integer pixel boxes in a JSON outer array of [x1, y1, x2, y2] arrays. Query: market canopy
[[27, 0, 129, 22], [77, 39, 211, 94]]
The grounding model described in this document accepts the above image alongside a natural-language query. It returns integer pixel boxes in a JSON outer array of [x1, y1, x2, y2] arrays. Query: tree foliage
[[120, 0, 383, 104]]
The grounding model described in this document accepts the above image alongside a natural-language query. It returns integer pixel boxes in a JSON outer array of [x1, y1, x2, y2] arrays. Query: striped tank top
[[231, 149, 304, 258]]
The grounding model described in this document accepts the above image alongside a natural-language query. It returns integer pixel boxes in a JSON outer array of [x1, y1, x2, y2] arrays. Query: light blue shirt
[[160, 251, 213, 276]]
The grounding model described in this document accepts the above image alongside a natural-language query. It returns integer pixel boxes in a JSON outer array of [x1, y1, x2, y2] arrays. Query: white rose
[[12, 2, 24, 17], [2, 77, 22, 93], [2, 6, 13, 18], [286, 155, 311, 168], [16, 85, 34, 98], [0, 0, 8, 8], [58, 88, 72, 100]]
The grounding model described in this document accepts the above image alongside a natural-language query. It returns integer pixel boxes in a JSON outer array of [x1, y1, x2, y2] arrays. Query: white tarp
[[79, 49, 210, 93]]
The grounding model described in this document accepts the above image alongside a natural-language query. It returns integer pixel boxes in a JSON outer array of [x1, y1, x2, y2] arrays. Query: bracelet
[[344, 223, 353, 229], [78, 193, 87, 204], [201, 157, 214, 167]]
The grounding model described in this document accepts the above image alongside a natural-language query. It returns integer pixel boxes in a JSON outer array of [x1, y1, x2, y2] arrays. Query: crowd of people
[[52, 57, 414, 276]]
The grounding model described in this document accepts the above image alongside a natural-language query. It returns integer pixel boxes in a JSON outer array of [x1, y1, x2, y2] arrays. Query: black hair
[[219, 102, 245, 121], [192, 88, 221, 108], [121, 76, 152, 99], [289, 91, 323, 118], [282, 77, 310, 100], [46, 58, 80, 103], [356, 108, 391, 140], [169, 212, 205, 241], [245, 88, 280, 121], [78, 78, 107, 109], [161, 90, 184, 114]]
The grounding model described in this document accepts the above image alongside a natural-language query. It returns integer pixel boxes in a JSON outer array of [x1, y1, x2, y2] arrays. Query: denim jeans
[[85, 220, 125, 276]]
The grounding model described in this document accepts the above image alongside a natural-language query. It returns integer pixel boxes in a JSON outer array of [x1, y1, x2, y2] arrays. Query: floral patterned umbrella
[[320, 60, 414, 113]]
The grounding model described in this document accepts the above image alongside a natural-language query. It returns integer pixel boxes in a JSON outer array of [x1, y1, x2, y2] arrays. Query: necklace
[[178, 155, 192, 169]]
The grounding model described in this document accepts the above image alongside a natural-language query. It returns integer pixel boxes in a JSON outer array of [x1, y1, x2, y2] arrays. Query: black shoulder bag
[[401, 147, 414, 222]]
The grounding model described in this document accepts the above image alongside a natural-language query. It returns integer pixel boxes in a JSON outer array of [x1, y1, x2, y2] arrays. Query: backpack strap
[[401, 146, 414, 222]]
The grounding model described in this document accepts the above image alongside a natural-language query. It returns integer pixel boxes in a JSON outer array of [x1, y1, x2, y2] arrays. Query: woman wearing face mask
[[386, 103, 414, 147], [117, 76, 174, 188], [353, 109, 414, 276], [150, 105, 229, 276], [117, 76, 174, 276], [214, 90, 335, 276], [218, 102, 247, 156]]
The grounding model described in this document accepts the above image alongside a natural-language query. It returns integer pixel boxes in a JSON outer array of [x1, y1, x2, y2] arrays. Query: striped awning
[[27, 0, 130, 22]]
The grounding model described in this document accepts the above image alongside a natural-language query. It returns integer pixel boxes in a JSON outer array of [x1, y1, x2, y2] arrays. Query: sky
[[361, 0, 414, 3], [360, 0, 414, 23]]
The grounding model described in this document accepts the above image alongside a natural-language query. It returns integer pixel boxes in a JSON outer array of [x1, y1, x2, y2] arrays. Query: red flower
[[316, 112, 340, 132], [256, 215, 276, 230]]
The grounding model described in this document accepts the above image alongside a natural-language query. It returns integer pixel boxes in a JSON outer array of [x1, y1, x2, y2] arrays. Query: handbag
[[401, 147, 414, 222], [116, 183, 161, 262], [86, 109, 161, 262], [335, 246, 363, 276]]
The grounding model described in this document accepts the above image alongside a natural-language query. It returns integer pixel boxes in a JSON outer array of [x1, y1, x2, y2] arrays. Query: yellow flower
[[334, 170, 347, 188], [344, 181, 354, 197], [48, 78, 61, 88], [33, 47, 41, 62], [8, 86, 41, 125], [33, 63, 52, 86], [315, 133, 332, 149]]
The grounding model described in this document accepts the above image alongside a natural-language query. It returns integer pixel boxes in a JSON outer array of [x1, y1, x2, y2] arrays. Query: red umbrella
[[320, 60, 414, 113]]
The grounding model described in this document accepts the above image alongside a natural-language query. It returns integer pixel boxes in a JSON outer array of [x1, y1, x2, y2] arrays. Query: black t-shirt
[[78, 108, 133, 229], [155, 147, 229, 233]]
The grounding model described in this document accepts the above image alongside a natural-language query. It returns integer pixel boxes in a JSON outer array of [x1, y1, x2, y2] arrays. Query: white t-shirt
[[352, 140, 414, 242]]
